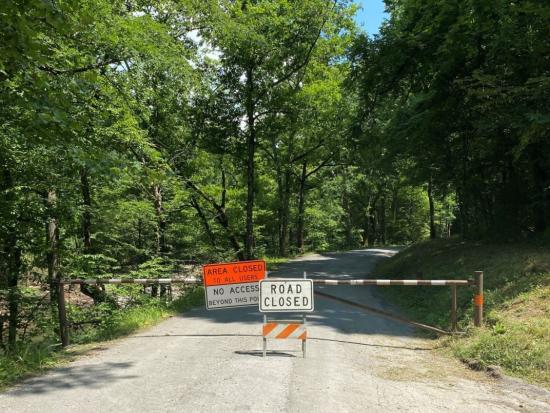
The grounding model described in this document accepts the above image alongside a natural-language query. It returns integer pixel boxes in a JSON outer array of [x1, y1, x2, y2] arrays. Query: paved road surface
[[1, 249, 549, 412]]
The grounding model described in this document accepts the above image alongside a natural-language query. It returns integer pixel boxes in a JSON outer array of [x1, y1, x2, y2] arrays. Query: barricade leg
[[263, 314, 267, 357], [302, 313, 307, 358]]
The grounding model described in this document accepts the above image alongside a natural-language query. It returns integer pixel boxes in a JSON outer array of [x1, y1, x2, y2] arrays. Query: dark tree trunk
[[185, 179, 244, 260], [152, 183, 166, 297], [6, 232, 20, 353], [391, 187, 398, 224], [137, 218, 143, 250], [342, 171, 353, 248], [457, 188, 467, 240], [530, 145, 547, 233], [276, 173, 284, 255], [278, 169, 291, 256], [361, 219, 369, 247], [78, 171, 112, 304], [296, 161, 307, 253], [1, 167, 21, 352], [191, 197, 217, 247], [244, 66, 256, 260], [459, 133, 469, 239], [80, 168, 92, 250], [361, 195, 372, 247], [0, 314, 5, 351], [367, 197, 377, 246], [153, 184, 167, 255], [46, 190, 60, 304], [380, 194, 387, 245], [428, 177, 436, 239]]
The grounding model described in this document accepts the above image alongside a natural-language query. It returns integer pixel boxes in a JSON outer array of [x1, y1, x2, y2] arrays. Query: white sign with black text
[[259, 279, 314, 313], [205, 282, 260, 310]]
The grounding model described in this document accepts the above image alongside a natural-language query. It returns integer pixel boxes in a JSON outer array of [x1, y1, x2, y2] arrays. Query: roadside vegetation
[[375, 239, 550, 387], [0, 286, 204, 390]]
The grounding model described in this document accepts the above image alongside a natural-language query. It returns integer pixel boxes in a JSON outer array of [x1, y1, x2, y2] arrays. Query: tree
[[196, 0, 353, 258]]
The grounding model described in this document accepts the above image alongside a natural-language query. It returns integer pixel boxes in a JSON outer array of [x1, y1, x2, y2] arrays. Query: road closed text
[[259, 279, 314, 312], [263, 295, 310, 309]]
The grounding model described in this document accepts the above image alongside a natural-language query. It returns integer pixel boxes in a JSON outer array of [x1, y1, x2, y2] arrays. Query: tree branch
[[306, 154, 334, 178], [39, 58, 121, 75]]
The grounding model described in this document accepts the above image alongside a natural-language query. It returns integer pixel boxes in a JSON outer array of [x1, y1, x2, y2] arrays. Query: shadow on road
[[9, 362, 137, 397], [130, 333, 433, 351], [234, 350, 297, 358]]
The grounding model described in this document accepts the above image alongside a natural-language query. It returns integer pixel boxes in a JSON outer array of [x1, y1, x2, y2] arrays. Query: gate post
[[473, 271, 484, 327], [451, 285, 457, 332]]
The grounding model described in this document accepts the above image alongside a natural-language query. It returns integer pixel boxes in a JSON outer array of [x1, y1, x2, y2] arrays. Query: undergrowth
[[0, 287, 204, 390]]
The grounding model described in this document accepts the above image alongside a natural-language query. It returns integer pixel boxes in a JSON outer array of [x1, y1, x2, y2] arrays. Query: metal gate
[[53, 271, 483, 347]]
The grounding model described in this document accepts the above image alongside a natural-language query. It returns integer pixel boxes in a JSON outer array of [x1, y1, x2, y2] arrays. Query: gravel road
[[1, 249, 548, 412]]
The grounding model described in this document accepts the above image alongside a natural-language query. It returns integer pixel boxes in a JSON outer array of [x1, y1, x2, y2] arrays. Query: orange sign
[[202, 260, 266, 287]]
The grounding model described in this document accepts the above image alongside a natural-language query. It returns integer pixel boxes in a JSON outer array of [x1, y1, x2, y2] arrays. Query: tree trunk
[[6, 232, 20, 353], [1, 167, 21, 352], [46, 190, 60, 304], [367, 198, 377, 246], [459, 133, 469, 239], [296, 161, 307, 253], [391, 186, 398, 224], [380, 194, 387, 245], [428, 177, 436, 239], [79, 171, 113, 304], [153, 184, 167, 255], [137, 218, 143, 249], [530, 145, 547, 233], [244, 66, 256, 260], [152, 183, 166, 297], [185, 180, 244, 260], [342, 171, 353, 248], [80, 168, 92, 250], [361, 218, 369, 247], [191, 197, 217, 247], [278, 169, 291, 256]]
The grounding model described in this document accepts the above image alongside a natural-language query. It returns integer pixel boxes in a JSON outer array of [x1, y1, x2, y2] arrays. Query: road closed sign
[[203, 260, 266, 310], [259, 279, 314, 313]]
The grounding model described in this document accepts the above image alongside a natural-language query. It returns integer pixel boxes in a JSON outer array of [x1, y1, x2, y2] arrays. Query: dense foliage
[[349, 0, 550, 240]]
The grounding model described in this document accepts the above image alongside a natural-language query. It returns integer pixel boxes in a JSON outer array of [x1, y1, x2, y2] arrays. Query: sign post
[[202, 260, 266, 310], [259, 272, 313, 358]]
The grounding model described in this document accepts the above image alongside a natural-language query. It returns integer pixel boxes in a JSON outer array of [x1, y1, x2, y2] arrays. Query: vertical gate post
[[473, 271, 484, 327], [302, 271, 307, 358], [57, 281, 69, 347], [451, 285, 457, 332]]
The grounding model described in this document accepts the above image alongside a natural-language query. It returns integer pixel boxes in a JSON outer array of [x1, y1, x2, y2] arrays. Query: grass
[[264, 256, 292, 272], [0, 287, 205, 391], [374, 238, 550, 387]]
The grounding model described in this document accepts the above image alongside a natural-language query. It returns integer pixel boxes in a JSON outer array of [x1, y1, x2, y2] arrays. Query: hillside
[[374, 239, 550, 387]]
